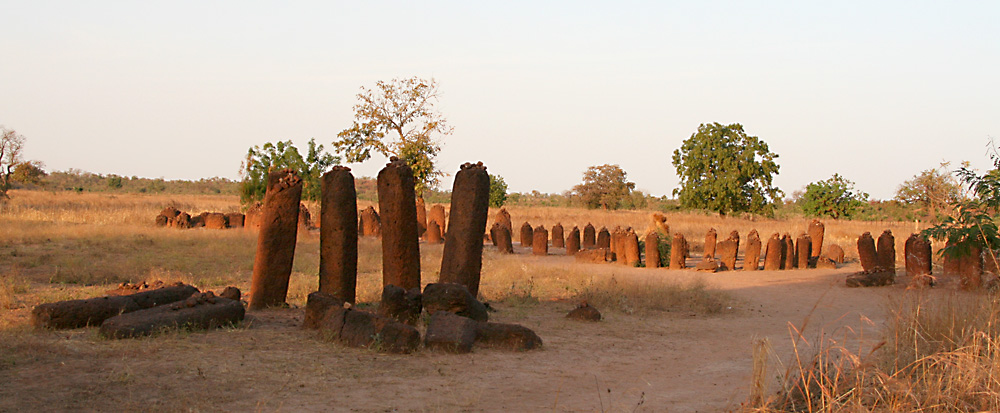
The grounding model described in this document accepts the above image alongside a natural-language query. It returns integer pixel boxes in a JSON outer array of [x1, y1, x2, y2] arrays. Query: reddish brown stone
[[795, 235, 811, 269], [424, 311, 477, 353], [551, 223, 565, 248], [358, 206, 381, 237], [172, 212, 191, 229], [532, 226, 549, 256], [217, 286, 241, 301], [244, 203, 263, 231], [99, 293, 245, 339], [645, 232, 661, 268], [225, 213, 245, 228], [610, 226, 622, 257], [297, 204, 313, 232], [670, 233, 688, 269], [808, 219, 825, 259], [319, 166, 358, 303], [583, 223, 596, 249], [377, 158, 422, 291], [422, 283, 488, 322], [416, 197, 427, 237], [704, 228, 718, 261], [876, 230, 896, 274], [596, 227, 610, 249], [782, 234, 795, 270], [439, 162, 491, 297], [492, 223, 513, 254], [846, 270, 895, 288], [520, 222, 533, 247], [248, 169, 302, 311], [744, 230, 761, 271], [717, 239, 738, 271], [475, 321, 543, 351], [190, 212, 207, 228], [622, 229, 640, 266], [575, 248, 611, 263], [304, 291, 345, 329], [428, 204, 447, 238], [426, 221, 443, 244], [823, 244, 845, 264], [904, 233, 932, 277], [960, 244, 983, 290], [379, 284, 422, 326], [32, 284, 199, 329], [318, 307, 420, 354], [858, 232, 877, 272], [566, 302, 602, 321], [763, 233, 782, 271], [566, 226, 581, 256], [201, 212, 227, 230], [493, 208, 511, 232]]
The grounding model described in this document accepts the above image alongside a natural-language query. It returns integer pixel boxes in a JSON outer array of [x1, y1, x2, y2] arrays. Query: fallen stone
[[99, 293, 244, 339], [566, 302, 601, 321], [424, 311, 478, 353], [422, 283, 488, 322]]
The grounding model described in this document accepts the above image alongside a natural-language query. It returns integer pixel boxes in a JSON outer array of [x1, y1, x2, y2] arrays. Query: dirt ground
[[1, 251, 943, 412]]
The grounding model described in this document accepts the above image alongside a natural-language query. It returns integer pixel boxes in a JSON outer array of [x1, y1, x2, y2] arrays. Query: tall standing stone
[[745, 230, 761, 271], [597, 227, 611, 249], [669, 233, 687, 269], [782, 234, 795, 270], [551, 223, 565, 248], [763, 233, 782, 270], [439, 162, 491, 297], [428, 204, 447, 238], [960, 244, 983, 290], [717, 239, 738, 271], [583, 223, 596, 249], [358, 206, 381, 237], [319, 166, 358, 304], [876, 230, 896, 275], [704, 228, 718, 261], [904, 233, 932, 277], [520, 222, 534, 247], [566, 226, 581, 256], [795, 235, 811, 269], [808, 219, 825, 261], [426, 221, 443, 244], [857, 232, 877, 272], [416, 197, 428, 238], [378, 158, 421, 291], [248, 169, 303, 310], [532, 226, 549, 256], [492, 223, 514, 254], [623, 229, 640, 266], [610, 226, 622, 257], [494, 208, 511, 231], [645, 232, 661, 268]]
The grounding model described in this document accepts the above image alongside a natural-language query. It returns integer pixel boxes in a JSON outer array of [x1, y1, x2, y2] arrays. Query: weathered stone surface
[[190, 212, 207, 228], [204, 212, 228, 229], [583, 223, 596, 249], [378, 158, 421, 291], [846, 270, 895, 288], [763, 233, 782, 270], [493, 208, 511, 232], [99, 292, 245, 339], [248, 169, 302, 311], [597, 227, 611, 249], [428, 204, 447, 237], [520, 222, 533, 247], [575, 248, 611, 263], [218, 286, 241, 301], [669, 233, 687, 269], [243, 203, 263, 231], [439, 162, 490, 298], [424, 311, 478, 353], [319, 166, 358, 303], [858, 232, 877, 272], [422, 282, 488, 322], [426, 221, 443, 244], [105, 280, 167, 296], [823, 244, 845, 264], [816, 257, 838, 269], [645, 232, 661, 268], [703, 228, 718, 261], [566, 226, 581, 256], [156, 207, 180, 227], [610, 227, 623, 257], [566, 301, 601, 321], [696, 259, 718, 272], [622, 230, 640, 266], [318, 307, 420, 354], [32, 284, 199, 329], [716, 239, 738, 271], [808, 219, 825, 259], [225, 213, 245, 228], [904, 233, 932, 277], [358, 206, 381, 237], [532, 226, 549, 256], [416, 197, 427, 237], [744, 230, 761, 271], [492, 222, 514, 254], [782, 234, 794, 270], [379, 284, 422, 326], [297, 204, 313, 232], [960, 244, 983, 290], [172, 212, 191, 229], [475, 321, 543, 351], [876, 230, 896, 274], [551, 223, 565, 248], [304, 291, 344, 329], [795, 235, 811, 269]]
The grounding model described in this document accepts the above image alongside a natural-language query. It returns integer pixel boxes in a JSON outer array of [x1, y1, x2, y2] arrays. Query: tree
[[573, 164, 636, 210], [895, 163, 964, 221], [334, 77, 452, 196], [0, 126, 26, 198], [672, 122, 782, 216], [489, 173, 508, 208], [239, 139, 339, 204], [11, 161, 47, 187], [799, 174, 869, 219]]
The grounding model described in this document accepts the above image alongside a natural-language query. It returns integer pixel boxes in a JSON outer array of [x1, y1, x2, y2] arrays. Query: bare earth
[[2, 254, 934, 412]]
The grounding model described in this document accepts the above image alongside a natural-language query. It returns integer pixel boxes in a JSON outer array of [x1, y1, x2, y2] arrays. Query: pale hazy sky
[[2, 1, 998, 200]]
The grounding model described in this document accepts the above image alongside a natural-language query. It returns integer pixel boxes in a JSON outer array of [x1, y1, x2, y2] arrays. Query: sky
[[2, 1, 998, 200]]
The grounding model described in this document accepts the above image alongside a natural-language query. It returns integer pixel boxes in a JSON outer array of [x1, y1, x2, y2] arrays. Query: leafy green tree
[[672, 123, 782, 216], [334, 77, 452, 196], [106, 174, 123, 189], [895, 163, 964, 221], [573, 164, 636, 210], [11, 160, 46, 187], [239, 139, 339, 204], [488, 173, 508, 207], [799, 174, 869, 219]]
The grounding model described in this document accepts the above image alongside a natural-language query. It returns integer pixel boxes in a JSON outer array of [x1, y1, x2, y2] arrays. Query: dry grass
[[746, 291, 1000, 412]]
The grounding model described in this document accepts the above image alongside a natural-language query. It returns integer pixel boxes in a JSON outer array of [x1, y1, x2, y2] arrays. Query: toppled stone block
[[575, 248, 611, 263], [475, 322, 543, 351], [319, 307, 420, 354], [566, 302, 601, 321], [304, 291, 344, 330], [99, 292, 245, 339], [424, 311, 478, 353], [422, 283, 488, 322], [32, 283, 199, 329], [379, 285, 422, 325]]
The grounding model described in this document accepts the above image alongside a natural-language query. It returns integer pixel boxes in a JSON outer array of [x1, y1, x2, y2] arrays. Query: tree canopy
[[671, 122, 782, 216], [895, 163, 964, 221], [1, 126, 26, 198], [239, 139, 338, 204], [799, 174, 869, 219], [489, 173, 508, 208], [334, 77, 452, 196], [573, 164, 636, 210]]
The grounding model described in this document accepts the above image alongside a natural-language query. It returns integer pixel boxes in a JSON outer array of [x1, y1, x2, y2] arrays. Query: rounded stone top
[[331, 165, 352, 172], [460, 161, 487, 171]]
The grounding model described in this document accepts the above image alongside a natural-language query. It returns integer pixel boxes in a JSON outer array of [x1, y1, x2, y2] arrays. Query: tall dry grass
[[747, 291, 1000, 412]]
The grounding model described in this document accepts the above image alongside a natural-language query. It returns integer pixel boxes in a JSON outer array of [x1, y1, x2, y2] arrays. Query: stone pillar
[[494, 208, 511, 231], [416, 197, 428, 238], [426, 221, 443, 244], [904, 233, 932, 277], [610, 226, 622, 257], [623, 230, 640, 266], [248, 169, 303, 310], [428, 204, 447, 238], [808, 219, 825, 262], [876, 230, 896, 275], [704, 228, 718, 261], [857, 232, 877, 272], [597, 227, 611, 249], [960, 244, 983, 290], [782, 234, 794, 270], [763, 233, 782, 270], [378, 158, 421, 291], [319, 166, 358, 304], [795, 235, 811, 269], [669, 233, 687, 269], [718, 238, 739, 271], [533, 226, 548, 256], [551, 223, 565, 248], [566, 226, 581, 256], [645, 232, 661, 268], [493, 222, 513, 254], [439, 162, 491, 297], [358, 206, 381, 237], [520, 222, 534, 247], [744, 230, 761, 271], [583, 223, 596, 249]]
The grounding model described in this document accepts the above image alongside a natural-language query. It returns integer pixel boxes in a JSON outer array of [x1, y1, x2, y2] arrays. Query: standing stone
[[960, 244, 983, 290], [248, 169, 303, 310], [904, 233, 932, 278], [717, 239, 738, 271], [824, 244, 845, 263], [298, 204, 313, 232], [533, 226, 549, 256], [876, 230, 896, 274], [173, 212, 192, 229], [358, 206, 381, 237], [378, 158, 421, 291], [566, 226, 581, 256], [439, 162, 491, 297], [319, 166, 358, 304], [426, 221, 443, 244], [551, 223, 565, 248], [494, 208, 512, 231], [583, 223, 596, 249], [795, 235, 811, 269], [415, 197, 428, 238], [597, 227, 611, 249], [623, 230, 640, 266], [243, 203, 263, 231], [610, 226, 622, 257], [669, 233, 687, 269], [704, 228, 718, 261], [428, 204, 447, 238], [808, 219, 825, 261], [203, 212, 228, 229], [782, 234, 794, 270], [744, 230, 761, 271], [645, 232, 661, 268], [492, 222, 514, 254], [225, 212, 245, 228], [520, 222, 533, 247], [763, 233, 782, 271], [857, 232, 877, 272]]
